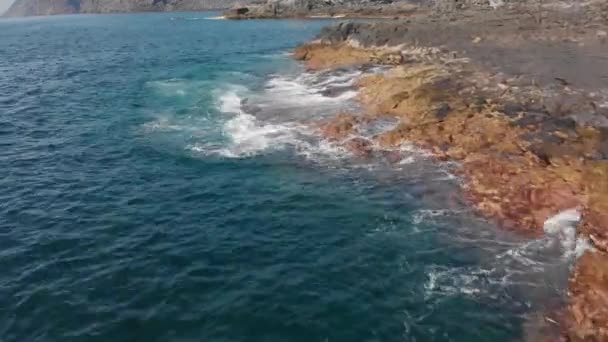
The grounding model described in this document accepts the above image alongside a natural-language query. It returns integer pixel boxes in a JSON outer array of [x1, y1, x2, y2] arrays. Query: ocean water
[[0, 13, 583, 342]]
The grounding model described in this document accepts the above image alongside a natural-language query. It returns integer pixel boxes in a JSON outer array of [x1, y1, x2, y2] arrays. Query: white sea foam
[[262, 69, 361, 108], [412, 209, 459, 225], [213, 86, 300, 157], [418, 207, 590, 301], [543, 208, 591, 258], [265, 75, 356, 105], [424, 265, 487, 298], [217, 86, 247, 114], [145, 78, 206, 97], [142, 117, 184, 132], [479, 208, 588, 271], [489, 0, 504, 9], [204, 67, 365, 158], [398, 156, 415, 165], [294, 139, 350, 162], [141, 114, 211, 135], [171, 16, 205, 20], [220, 112, 297, 157], [380, 142, 429, 156]]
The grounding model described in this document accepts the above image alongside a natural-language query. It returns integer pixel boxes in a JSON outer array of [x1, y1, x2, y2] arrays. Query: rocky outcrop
[[3, 0, 249, 16], [293, 43, 375, 69], [3, 0, 79, 16]]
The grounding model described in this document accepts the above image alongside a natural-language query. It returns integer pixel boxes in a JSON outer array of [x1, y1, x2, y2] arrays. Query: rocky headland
[[222, 0, 523, 19], [290, 1, 608, 340], [2, 0, 250, 17], [223, 0, 420, 19]]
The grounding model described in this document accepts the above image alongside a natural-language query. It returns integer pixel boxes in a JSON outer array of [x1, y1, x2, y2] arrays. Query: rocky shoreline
[[289, 2, 608, 341], [2, 0, 249, 17], [222, 0, 549, 20], [223, 0, 420, 19]]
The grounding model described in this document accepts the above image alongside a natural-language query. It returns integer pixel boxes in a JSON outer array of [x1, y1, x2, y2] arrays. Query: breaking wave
[[143, 66, 402, 163], [420, 207, 588, 301], [190, 68, 366, 159], [211, 85, 304, 157], [217, 90, 301, 157], [543, 208, 592, 258]]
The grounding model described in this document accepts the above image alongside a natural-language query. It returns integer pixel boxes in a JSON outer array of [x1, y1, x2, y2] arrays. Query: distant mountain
[[3, 0, 253, 17]]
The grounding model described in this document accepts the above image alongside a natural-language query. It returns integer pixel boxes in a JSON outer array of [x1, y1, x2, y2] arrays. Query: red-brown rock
[[566, 250, 608, 342], [318, 113, 360, 141], [344, 137, 373, 157]]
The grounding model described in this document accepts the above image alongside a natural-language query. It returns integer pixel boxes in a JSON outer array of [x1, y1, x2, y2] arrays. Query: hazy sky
[[0, 0, 15, 14]]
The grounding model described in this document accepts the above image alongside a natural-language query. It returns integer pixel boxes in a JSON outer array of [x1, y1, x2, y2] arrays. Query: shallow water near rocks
[[0, 12, 582, 342]]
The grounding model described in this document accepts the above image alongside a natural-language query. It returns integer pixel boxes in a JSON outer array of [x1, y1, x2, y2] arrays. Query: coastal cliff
[[292, 2, 608, 340], [3, 0, 249, 17]]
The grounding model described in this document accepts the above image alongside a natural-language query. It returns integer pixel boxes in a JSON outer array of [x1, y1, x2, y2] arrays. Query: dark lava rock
[[599, 139, 608, 160], [434, 103, 452, 120], [528, 141, 567, 165], [320, 85, 356, 97], [539, 117, 577, 133], [318, 20, 412, 48], [512, 111, 548, 127], [235, 7, 250, 15], [522, 130, 565, 146], [498, 102, 525, 118], [570, 111, 608, 129]]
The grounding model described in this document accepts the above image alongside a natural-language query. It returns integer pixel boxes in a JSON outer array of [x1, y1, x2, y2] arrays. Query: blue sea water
[[0, 12, 582, 342]]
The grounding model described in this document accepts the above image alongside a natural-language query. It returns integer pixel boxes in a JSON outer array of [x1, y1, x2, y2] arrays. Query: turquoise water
[[0, 12, 579, 342]]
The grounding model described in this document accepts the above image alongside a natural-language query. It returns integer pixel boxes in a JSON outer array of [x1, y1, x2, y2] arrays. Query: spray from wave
[[543, 208, 592, 259]]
